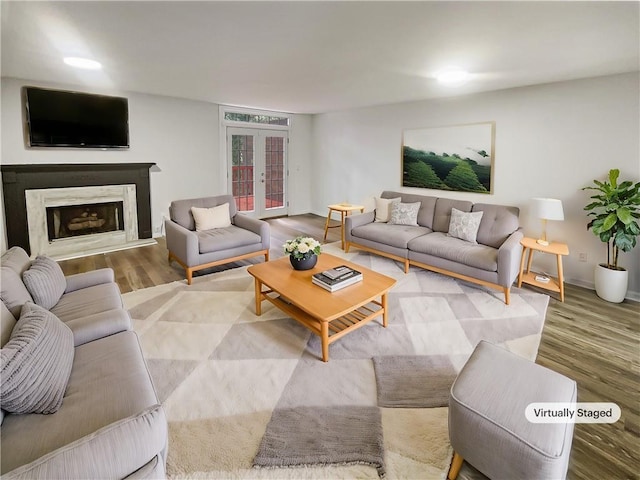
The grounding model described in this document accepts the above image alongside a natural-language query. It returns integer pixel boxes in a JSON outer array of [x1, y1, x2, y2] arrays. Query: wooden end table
[[247, 253, 396, 362], [518, 237, 569, 302], [323, 203, 365, 250]]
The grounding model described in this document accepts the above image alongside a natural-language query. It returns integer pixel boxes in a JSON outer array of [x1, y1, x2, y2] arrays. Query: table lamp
[[531, 198, 564, 246]]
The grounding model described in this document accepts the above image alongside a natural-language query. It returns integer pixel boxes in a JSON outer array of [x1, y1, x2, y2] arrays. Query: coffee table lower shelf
[[262, 290, 386, 362]]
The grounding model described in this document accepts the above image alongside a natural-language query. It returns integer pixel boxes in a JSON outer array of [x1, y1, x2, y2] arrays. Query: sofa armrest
[[66, 309, 132, 346], [233, 214, 271, 250], [64, 269, 115, 293], [497, 228, 524, 287], [165, 219, 200, 267], [345, 211, 375, 242]]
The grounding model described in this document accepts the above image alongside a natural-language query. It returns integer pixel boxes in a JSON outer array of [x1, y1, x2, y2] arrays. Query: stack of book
[[312, 265, 363, 292]]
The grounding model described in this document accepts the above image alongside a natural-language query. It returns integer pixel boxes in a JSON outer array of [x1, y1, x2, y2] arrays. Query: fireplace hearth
[[1, 163, 155, 257]]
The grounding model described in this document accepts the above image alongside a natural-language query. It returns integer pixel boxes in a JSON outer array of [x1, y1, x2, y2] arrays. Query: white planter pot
[[594, 264, 628, 303]]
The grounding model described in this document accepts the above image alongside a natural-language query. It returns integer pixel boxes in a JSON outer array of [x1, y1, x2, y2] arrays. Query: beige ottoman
[[448, 341, 577, 480]]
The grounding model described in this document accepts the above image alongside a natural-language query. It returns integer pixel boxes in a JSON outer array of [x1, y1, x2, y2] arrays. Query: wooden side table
[[518, 237, 569, 302], [323, 203, 365, 250]]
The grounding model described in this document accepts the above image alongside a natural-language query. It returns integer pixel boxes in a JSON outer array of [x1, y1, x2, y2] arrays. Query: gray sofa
[[1, 247, 167, 479], [166, 194, 270, 284], [345, 191, 523, 304]]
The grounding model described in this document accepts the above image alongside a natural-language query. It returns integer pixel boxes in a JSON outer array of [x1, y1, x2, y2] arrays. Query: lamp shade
[[531, 198, 564, 221]]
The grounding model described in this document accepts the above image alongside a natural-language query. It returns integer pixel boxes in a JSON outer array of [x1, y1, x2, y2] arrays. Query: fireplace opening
[[46, 201, 124, 241]]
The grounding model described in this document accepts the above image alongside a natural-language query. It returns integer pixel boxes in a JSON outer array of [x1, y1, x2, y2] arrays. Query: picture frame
[[402, 121, 495, 194]]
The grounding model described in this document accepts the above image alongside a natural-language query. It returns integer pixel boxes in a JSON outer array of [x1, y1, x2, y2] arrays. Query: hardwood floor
[[58, 213, 640, 480]]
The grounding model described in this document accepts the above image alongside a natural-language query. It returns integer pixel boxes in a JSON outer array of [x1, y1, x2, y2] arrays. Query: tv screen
[[24, 86, 129, 148]]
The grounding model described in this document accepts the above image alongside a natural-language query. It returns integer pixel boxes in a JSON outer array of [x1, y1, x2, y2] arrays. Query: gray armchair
[[166, 195, 270, 284]]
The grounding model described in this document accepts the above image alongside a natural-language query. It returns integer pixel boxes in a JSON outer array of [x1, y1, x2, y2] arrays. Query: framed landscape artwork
[[402, 122, 495, 194]]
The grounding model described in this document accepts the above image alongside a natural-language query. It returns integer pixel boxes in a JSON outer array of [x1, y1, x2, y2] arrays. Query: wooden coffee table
[[247, 253, 396, 362]]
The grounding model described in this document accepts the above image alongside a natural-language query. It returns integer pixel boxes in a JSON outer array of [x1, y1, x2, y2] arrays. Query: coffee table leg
[[381, 293, 388, 327], [254, 278, 263, 316], [321, 321, 329, 362]]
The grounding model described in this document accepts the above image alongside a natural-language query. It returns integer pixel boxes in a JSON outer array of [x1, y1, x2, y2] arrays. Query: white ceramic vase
[[594, 264, 628, 303]]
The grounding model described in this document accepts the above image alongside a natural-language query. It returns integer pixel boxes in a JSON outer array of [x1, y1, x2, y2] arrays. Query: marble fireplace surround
[[1, 163, 155, 259]]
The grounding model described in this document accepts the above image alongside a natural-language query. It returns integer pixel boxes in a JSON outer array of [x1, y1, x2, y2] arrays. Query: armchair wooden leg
[[345, 242, 351, 253], [264, 251, 269, 262], [504, 287, 510, 305], [186, 268, 193, 286], [447, 451, 464, 480]]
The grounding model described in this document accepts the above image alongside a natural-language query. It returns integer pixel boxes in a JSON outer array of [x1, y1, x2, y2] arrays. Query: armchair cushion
[[196, 226, 262, 254], [191, 203, 231, 231], [170, 195, 238, 231]]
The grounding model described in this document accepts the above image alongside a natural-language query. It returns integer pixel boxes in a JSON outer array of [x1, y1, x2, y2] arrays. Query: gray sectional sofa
[[345, 191, 523, 304], [1, 247, 167, 479]]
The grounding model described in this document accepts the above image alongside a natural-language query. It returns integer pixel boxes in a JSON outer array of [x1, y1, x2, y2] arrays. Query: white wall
[[311, 73, 640, 299], [1, 77, 313, 249]]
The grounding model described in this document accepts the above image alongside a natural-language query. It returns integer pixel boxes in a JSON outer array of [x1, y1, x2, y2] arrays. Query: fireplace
[[47, 201, 124, 241], [1, 163, 155, 258]]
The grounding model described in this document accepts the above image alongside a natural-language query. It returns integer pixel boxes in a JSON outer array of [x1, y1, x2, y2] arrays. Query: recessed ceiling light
[[435, 67, 470, 85], [63, 57, 102, 70]]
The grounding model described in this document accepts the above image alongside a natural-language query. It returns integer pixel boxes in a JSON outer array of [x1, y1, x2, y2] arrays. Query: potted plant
[[583, 169, 640, 302], [283, 236, 322, 271]]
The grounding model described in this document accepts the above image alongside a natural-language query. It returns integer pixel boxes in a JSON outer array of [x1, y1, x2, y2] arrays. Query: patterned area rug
[[124, 243, 549, 479]]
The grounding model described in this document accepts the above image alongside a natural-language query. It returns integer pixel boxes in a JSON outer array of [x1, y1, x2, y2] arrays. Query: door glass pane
[[264, 136, 284, 209], [231, 135, 254, 212]]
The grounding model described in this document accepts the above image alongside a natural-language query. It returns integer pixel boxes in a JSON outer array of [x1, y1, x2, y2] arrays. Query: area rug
[[124, 242, 549, 480], [373, 356, 458, 408]]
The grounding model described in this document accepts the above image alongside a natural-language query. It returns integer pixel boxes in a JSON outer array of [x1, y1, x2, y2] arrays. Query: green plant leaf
[[601, 213, 618, 232], [609, 169, 620, 188], [617, 207, 633, 225]]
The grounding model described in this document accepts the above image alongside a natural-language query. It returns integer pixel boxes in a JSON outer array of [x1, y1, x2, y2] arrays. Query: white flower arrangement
[[283, 236, 322, 260]]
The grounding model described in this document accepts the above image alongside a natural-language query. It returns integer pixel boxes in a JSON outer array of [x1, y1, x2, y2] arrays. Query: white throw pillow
[[448, 208, 484, 243], [374, 197, 401, 223], [191, 203, 232, 231]]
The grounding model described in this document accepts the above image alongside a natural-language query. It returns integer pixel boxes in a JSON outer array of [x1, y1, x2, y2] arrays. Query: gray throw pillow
[[388, 202, 421, 226], [0, 302, 74, 414], [22, 256, 67, 310], [448, 207, 484, 243]]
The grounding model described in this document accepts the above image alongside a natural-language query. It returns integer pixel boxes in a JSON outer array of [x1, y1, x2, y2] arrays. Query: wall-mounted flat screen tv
[[24, 86, 129, 149]]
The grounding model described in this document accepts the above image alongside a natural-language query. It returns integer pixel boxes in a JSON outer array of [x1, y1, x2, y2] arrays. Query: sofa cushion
[[351, 223, 431, 249], [433, 198, 473, 233], [191, 203, 232, 231], [50, 283, 124, 324], [22, 256, 67, 310], [170, 195, 238, 231], [472, 203, 521, 248], [1, 303, 74, 414], [0, 268, 34, 319], [448, 208, 484, 243], [197, 225, 262, 253], [1, 302, 17, 348], [408, 232, 498, 271], [0, 331, 167, 479], [374, 197, 400, 222], [389, 202, 420, 226], [1, 247, 32, 276]]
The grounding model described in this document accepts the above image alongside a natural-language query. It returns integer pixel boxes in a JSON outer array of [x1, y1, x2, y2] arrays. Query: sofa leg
[[447, 451, 464, 480], [344, 242, 351, 253], [186, 268, 193, 286], [404, 260, 409, 273], [265, 251, 270, 262], [504, 287, 511, 305]]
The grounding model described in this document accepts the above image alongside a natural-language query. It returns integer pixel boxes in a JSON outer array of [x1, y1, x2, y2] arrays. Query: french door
[[227, 127, 288, 218]]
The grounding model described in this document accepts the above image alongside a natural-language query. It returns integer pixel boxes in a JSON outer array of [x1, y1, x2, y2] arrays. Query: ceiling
[[2, 1, 638, 114]]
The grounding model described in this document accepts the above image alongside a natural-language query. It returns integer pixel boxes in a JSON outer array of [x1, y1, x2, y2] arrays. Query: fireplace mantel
[[1, 163, 155, 255]]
